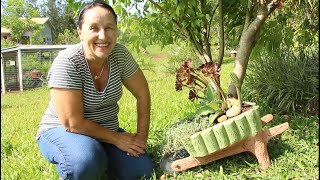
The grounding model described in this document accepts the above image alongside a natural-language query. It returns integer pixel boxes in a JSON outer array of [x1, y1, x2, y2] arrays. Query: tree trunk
[[303, 0, 313, 24], [217, 0, 224, 65], [227, 1, 279, 98]]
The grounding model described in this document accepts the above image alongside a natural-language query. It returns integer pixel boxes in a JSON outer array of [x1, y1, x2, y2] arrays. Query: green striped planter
[[184, 105, 263, 157]]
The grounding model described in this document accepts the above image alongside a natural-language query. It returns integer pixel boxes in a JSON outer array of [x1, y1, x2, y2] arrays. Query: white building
[[1, 17, 54, 45]]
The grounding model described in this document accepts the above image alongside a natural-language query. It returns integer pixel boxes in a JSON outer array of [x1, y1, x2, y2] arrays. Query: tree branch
[[147, 0, 183, 29], [265, 0, 281, 15], [187, 29, 207, 63], [199, 0, 212, 62], [217, 0, 224, 65], [208, 3, 219, 37], [303, 0, 312, 24], [243, 0, 255, 32]]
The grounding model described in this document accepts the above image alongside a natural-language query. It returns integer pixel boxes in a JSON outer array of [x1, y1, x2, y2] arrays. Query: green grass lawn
[[1, 52, 319, 179]]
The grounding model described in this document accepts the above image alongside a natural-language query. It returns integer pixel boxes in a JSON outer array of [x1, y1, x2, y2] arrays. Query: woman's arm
[[51, 88, 146, 157], [122, 69, 151, 144]]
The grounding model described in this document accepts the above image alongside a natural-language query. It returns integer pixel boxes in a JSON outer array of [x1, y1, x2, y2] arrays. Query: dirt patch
[[151, 53, 168, 61]]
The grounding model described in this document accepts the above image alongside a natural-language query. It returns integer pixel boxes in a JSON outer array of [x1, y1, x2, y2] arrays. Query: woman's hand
[[114, 132, 147, 157]]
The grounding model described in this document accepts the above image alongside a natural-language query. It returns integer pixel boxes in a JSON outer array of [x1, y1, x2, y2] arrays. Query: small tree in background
[[1, 0, 42, 45], [1, 39, 16, 48], [66, 0, 318, 113], [109, 0, 285, 98], [55, 29, 79, 45]]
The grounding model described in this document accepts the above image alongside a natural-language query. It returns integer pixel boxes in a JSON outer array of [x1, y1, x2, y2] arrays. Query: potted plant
[[175, 59, 250, 126], [160, 59, 289, 174]]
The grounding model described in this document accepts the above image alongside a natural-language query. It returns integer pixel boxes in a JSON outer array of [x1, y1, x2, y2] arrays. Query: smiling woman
[[35, 1, 154, 179], [77, 3, 117, 63]]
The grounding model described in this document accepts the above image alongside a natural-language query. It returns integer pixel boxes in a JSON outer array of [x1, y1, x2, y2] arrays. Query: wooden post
[[1, 54, 5, 94], [17, 49, 23, 92]]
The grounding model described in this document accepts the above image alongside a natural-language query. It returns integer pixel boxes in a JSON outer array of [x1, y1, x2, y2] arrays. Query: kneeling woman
[[35, 1, 154, 179]]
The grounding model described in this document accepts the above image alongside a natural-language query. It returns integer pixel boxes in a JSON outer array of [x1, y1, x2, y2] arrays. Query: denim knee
[[104, 143, 154, 180], [117, 154, 154, 180], [37, 128, 108, 180], [103, 129, 154, 179], [67, 144, 108, 180]]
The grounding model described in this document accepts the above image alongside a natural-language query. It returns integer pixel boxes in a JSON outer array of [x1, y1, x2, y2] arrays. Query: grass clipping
[[161, 116, 211, 156]]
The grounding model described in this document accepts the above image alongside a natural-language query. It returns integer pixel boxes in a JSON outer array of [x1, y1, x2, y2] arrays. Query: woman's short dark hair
[[77, 0, 118, 29]]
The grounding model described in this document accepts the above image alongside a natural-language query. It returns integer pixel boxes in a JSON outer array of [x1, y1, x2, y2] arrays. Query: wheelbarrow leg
[[245, 131, 271, 170], [243, 122, 289, 170]]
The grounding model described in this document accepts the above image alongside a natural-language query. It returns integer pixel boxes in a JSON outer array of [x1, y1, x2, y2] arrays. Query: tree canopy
[[2, 0, 318, 97], [63, 0, 318, 97], [1, 0, 42, 43]]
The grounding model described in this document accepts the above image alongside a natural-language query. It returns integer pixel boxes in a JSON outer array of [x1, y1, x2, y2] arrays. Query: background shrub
[[243, 46, 319, 115], [160, 42, 199, 74], [1, 39, 17, 48], [130, 49, 157, 72]]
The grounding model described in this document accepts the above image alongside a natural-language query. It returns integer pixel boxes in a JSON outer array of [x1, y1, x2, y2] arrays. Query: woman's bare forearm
[[65, 117, 119, 145], [136, 92, 151, 142]]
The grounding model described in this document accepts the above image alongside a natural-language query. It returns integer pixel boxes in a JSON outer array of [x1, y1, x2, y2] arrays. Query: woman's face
[[77, 6, 117, 61]]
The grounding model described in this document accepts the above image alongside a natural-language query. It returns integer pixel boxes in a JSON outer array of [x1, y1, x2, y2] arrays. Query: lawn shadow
[[286, 116, 318, 143], [147, 131, 169, 178], [148, 111, 198, 178], [1, 104, 13, 109], [267, 136, 293, 160], [1, 140, 15, 158]]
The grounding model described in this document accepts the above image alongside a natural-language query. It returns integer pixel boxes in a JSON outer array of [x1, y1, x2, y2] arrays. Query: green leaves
[[113, 0, 221, 63], [230, 72, 240, 88], [195, 105, 215, 117], [175, 5, 181, 17], [194, 83, 224, 117], [209, 101, 222, 111], [244, 46, 319, 114], [204, 83, 216, 102], [55, 29, 79, 45]]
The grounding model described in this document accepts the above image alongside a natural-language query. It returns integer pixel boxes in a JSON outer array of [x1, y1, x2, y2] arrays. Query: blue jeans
[[37, 127, 154, 180]]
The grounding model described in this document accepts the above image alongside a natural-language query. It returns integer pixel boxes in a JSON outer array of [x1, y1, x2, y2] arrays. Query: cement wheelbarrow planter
[[160, 105, 289, 173]]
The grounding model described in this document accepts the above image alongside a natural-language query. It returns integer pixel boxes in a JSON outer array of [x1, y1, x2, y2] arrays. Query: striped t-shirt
[[36, 43, 139, 139]]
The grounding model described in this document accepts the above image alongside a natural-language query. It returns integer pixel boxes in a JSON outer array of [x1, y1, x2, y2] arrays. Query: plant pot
[[160, 102, 289, 173], [183, 103, 262, 157]]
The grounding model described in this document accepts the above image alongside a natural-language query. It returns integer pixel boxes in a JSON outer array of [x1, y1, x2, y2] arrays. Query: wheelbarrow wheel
[[160, 148, 190, 175]]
